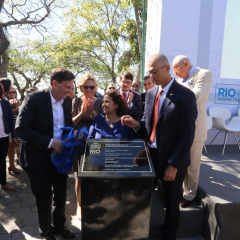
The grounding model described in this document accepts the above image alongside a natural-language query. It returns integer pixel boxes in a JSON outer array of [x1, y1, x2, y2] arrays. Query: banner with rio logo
[[215, 83, 240, 105]]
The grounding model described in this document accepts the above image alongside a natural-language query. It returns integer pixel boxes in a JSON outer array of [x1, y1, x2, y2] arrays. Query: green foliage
[[7, 0, 146, 93], [59, 0, 141, 89]]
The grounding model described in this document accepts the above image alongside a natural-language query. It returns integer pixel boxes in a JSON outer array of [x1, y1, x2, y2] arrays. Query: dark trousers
[[0, 136, 9, 186], [28, 155, 67, 237], [150, 148, 187, 240]]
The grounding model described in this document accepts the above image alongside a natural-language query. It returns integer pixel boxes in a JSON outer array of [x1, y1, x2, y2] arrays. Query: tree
[[8, 39, 53, 100], [8, 38, 90, 100], [0, 0, 63, 78], [120, 0, 147, 80], [61, 0, 135, 90]]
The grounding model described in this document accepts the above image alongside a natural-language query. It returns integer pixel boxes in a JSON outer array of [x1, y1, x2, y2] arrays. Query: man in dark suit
[[15, 67, 76, 240], [121, 53, 197, 240], [141, 75, 156, 111], [116, 71, 143, 120]]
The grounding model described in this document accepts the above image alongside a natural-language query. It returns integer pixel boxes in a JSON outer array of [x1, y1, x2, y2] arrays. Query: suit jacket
[[15, 88, 73, 175], [179, 67, 212, 142], [0, 99, 17, 138], [116, 89, 143, 120], [139, 80, 197, 173], [141, 92, 145, 111]]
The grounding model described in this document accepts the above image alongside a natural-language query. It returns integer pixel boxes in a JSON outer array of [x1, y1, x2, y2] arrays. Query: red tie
[[123, 92, 127, 104], [149, 90, 163, 144]]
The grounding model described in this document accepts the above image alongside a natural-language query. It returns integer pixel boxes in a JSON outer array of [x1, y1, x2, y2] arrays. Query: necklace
[[106, 116, 118, 128], [106, 119, 114, 128]]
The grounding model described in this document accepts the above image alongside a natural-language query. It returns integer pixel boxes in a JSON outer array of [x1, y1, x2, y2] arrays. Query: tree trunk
[[0, 51, 9, 78], [133, 1, 142, 80], [136, 62, 141, 80]]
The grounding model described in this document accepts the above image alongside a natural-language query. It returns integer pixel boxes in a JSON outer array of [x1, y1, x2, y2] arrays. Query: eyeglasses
[[146, 65, 166, 75], [120, 80, 132, 85], [108, 87, 115, 90], [173, 63, 184, 73], [9, 91, 16, 94], [82, 85, 95, 90]]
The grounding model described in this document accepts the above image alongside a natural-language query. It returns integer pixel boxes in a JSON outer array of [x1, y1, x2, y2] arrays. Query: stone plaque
[[81, 139, 153, 177]]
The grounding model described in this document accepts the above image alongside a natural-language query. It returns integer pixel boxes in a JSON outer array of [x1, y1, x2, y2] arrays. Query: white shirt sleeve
[[48, 139, 53, 148]]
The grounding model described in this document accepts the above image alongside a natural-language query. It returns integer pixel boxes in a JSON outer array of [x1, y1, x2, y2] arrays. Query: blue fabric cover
[[51, 127, 88, 173]]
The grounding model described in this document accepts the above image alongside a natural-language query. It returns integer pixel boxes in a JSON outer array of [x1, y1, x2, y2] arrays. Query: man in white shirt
[[16, 67, 76, 240]]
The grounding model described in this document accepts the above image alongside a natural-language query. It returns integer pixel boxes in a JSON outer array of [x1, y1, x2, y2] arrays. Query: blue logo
[[215, 84, 240, 105]]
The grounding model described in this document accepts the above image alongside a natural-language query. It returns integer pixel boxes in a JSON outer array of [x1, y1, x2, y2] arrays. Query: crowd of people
[[0, 53, 212, 240]]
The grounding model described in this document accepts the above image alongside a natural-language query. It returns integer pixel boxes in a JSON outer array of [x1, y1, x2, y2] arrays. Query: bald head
[[147, 53, 171, 88], [149, 53, 169, 66], [172, 55, 193, 79], [172, 55, 191, 65]]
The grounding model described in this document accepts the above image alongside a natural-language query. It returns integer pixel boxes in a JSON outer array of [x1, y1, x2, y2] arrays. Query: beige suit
[[179, 67, 212, 201]]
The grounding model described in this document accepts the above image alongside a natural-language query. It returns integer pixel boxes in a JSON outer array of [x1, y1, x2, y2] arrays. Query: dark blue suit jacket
[[116, 89, 143, 120], [139, 80, 197, 173], [0, 99, 17, 138]]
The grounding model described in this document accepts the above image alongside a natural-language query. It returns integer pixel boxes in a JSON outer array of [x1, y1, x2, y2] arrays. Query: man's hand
[[51, 139, 64, 154], [73, 130, 85, 141], [121, 115, 139, 128], [127, 92, 133, 105], [163, 165, 177, 181], [12, 138, 18, 145]]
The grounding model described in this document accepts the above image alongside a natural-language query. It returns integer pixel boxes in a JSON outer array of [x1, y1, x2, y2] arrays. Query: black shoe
[[54, 227, 75, 239], [44, 235, 56, 240]]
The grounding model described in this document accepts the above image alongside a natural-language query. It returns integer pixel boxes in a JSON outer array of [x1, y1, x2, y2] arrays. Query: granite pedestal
[[79, 139, 156, 240]]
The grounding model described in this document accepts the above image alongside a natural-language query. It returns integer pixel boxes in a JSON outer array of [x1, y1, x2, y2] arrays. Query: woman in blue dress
[[88, 91, 137, 139], [88, 91, 137, 200]]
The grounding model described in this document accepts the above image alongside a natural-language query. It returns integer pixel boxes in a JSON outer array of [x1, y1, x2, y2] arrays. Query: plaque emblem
[[90, 143, 101, 155]]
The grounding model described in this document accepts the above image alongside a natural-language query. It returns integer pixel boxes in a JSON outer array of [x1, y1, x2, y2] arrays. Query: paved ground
[[200, 145, 240, 203], [0, 157, 205, 240], [0, 160, 80, 240]]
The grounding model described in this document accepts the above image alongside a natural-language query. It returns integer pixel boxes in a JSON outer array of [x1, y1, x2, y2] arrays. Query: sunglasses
[[82, 86, 95, 90], [9, 91, 16, 94], [108, 87, 115, 90]]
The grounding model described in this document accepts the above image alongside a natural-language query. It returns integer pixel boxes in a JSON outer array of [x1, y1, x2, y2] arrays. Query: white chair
[[208, 107, 240, 155], [203, 116, 213, 153]]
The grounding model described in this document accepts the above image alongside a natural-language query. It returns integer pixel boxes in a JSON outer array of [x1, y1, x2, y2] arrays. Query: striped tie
[[149, 90, 163, 144]]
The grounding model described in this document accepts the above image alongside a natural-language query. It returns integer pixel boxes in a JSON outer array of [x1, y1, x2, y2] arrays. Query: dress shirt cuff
[[128, 102, 133, 109], [48, 139, 53, 148], [133, 123, 140, 132]]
